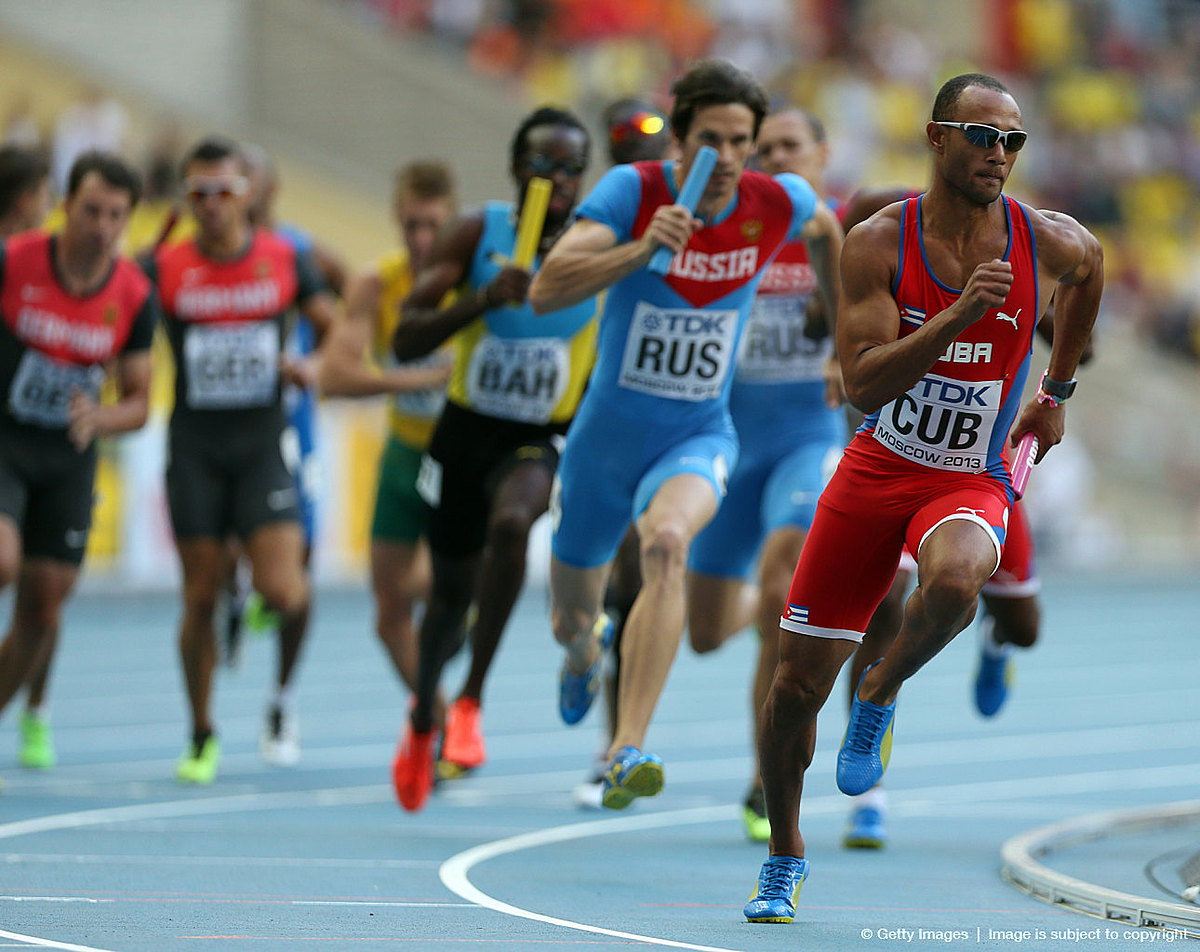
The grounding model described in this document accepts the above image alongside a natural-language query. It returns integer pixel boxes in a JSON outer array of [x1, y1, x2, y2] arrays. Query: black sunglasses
[[935, 122, 1028, 153], [523, 154, 587, 178]]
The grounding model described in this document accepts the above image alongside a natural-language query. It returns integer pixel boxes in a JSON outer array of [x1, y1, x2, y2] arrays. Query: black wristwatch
[[1038, 370, 1077, 402]]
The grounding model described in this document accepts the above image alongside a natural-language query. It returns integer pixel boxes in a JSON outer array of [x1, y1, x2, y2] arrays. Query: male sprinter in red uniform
[[743, 73, 1104, 922], [146, 136, 339, 784], [0, 152, 157, 786]]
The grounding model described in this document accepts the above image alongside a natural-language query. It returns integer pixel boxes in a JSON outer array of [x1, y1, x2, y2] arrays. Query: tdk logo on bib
[[619, 302, 738, 401], [872, 372, 1003, 471], [467, 335, 569, 423]]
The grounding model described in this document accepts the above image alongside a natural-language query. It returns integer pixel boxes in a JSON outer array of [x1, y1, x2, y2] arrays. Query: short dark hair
[[798, 109, 827, 145], [931, 73, 1013, 122], [0, 145, 49, 219], [669, 59, 769, 141], [66, 150, 142, 207], [509, 106, 591, 167], [395, 160, 455, 204], [180, 135, 245, 177]]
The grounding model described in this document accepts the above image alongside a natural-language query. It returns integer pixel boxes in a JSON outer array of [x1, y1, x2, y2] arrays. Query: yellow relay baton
[[512, 177, 552, 268]]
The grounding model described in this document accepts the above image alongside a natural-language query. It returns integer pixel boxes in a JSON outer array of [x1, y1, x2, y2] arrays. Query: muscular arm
[[319, 269, 451, 398], [837, 214, 1013, 413], [1009, 211, 1104, 459], [393, 214, 529, 360], [801, 201, 846, 407], [529, 205, 699, 314]]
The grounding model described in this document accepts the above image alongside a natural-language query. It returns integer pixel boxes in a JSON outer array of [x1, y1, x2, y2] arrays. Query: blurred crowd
[[5, 3, 1200, 361], [1, 82, 184, 255], [337, 0, 1200, 365]]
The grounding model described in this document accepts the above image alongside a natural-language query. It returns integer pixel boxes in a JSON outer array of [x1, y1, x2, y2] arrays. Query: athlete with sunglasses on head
[[144, 136, 340, 785], [389, 107, 601, 812], [742, 72, 1104, 924]]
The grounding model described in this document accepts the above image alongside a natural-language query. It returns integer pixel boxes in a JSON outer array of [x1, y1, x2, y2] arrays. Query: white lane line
[[0, 930, 115, 952], [438, 762, 1200, 951], [0, 853, 435, 869], [0, 898, 114, 903], [0, 784, 390, 841], [1, 759, 1192, 951]]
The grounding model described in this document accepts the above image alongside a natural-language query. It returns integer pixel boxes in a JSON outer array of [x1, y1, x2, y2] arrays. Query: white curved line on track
[[439, 795, 848, 952], [0, 762, 1191, 950], [0, 928, 116, 951], [437, 763, 1199, 951]]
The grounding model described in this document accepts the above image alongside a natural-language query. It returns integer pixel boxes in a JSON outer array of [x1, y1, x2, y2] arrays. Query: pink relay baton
[[1010, 432, 1039, 500], [648, 145, 718, 275]]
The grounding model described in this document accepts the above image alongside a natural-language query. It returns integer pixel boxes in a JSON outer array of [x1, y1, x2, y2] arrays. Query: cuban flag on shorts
[[785, 603, 809, 624]]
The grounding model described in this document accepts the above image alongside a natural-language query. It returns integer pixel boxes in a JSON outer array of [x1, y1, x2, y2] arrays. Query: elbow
[[842, 376, 878, 416], [126, 398, 150, 433], [391, 331, 422, 363], [317, 365, 347, 398], [528, 277, 551, 315]]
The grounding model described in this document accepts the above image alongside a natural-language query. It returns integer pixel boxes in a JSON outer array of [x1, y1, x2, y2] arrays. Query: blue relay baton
[[648, 145, 718, 275]]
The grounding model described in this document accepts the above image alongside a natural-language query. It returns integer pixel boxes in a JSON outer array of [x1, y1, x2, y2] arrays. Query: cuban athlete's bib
[[872, 372, 1004, 472]]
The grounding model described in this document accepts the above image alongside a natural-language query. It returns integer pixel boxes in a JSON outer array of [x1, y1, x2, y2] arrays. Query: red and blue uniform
[[782, 194, 1040, 642]]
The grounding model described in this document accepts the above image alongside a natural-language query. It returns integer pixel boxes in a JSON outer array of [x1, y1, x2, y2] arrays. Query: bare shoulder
[[843, 202, 902, 264], [1026, 205, 1102, 278], [841, 186, 915, 234]]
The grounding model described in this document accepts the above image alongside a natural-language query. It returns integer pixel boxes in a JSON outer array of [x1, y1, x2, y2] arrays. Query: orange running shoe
[[392, 723, 438, 812], [441, 697, 486, 772]]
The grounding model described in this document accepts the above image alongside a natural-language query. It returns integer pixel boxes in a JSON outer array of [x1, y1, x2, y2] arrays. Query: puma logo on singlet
[[995, 308, 1021, 328]]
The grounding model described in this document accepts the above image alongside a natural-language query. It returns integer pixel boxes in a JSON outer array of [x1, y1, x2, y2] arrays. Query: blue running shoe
[[744, 855, 809, 923], [836, 660, 896, 796], [558, 613, 614, 726], [842, 805, 888, 849], [974, 647, 1013, 717], [601, 745, 663, 809]]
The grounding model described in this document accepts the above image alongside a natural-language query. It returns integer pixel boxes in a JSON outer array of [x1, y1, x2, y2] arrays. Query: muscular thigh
[[423, 402, 565, 559]]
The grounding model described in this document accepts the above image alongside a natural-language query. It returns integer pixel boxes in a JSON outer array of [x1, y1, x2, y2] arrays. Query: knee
[[428, 570, 474, 617], [487, 506, 534, 558], [183, 581, 219, 626], [551, 604, 594, 649], [374, 588, 417, 633], [768, 657, 833, 723], [688, 618, 723, 654], [256, 572, 308, 617], [639, 523, 689, 579], [919, 568, 984, 628], [993, 605, 1040, 648]]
